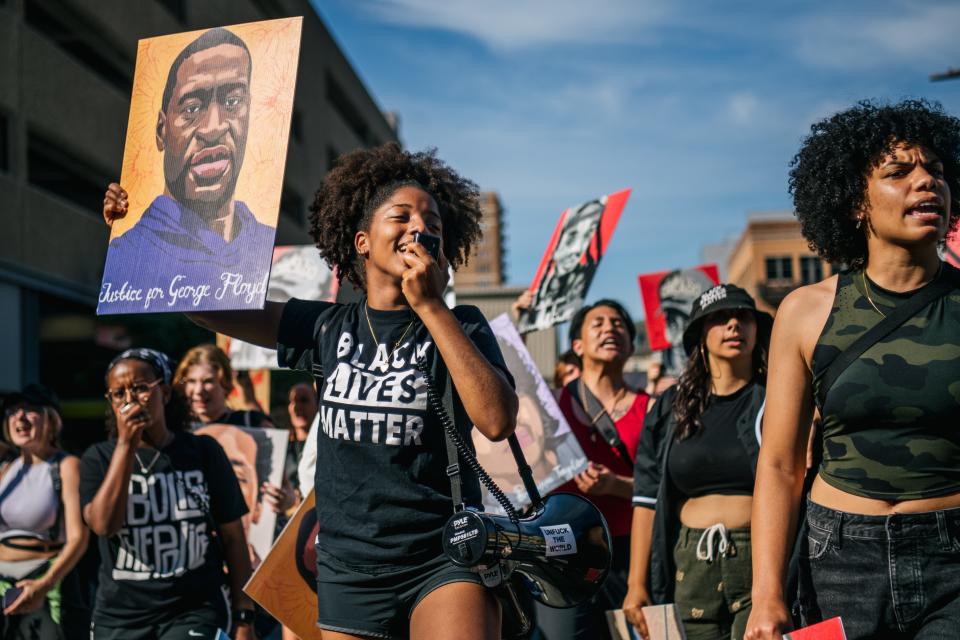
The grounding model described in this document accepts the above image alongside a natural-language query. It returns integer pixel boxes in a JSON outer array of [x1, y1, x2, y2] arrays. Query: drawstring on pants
[[696, 523, 735, 562]]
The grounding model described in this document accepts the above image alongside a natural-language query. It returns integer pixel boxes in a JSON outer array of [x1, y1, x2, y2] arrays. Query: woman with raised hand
[[80, 349, 256, 639], [624, 285, 771, 640], [103, 142, 518, 640], [0, 384, 88, 640], [745, 100, 960, 640]]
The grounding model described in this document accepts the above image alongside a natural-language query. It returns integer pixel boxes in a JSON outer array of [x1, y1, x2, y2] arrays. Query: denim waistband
[[806, 498, 960, 541]]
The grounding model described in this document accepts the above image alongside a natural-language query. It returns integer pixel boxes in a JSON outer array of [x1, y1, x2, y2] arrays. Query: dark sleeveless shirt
[[811, 263, 960, 500]]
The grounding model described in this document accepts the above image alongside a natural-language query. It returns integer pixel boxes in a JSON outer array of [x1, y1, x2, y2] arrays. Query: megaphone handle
[[507, 434, 541, 506]]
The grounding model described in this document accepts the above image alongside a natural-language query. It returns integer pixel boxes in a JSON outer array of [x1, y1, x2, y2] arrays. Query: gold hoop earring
[[700, 343, 709, 370]]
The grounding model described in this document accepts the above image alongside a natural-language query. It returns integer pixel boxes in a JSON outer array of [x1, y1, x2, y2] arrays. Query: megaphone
[[442, 493, 612, 608]]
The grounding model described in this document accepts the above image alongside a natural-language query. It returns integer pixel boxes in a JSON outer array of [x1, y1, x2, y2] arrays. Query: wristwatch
[[234, 608, 255, 626]]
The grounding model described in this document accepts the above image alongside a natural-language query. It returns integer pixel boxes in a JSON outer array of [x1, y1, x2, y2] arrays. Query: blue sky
[[309, 0, 960, 320]]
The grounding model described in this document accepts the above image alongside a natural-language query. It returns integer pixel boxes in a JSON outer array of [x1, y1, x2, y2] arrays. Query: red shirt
[[554, 386, 648, 538]]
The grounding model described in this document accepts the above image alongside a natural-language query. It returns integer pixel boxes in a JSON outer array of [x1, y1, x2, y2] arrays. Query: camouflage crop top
[[812, 263, 960, 500]]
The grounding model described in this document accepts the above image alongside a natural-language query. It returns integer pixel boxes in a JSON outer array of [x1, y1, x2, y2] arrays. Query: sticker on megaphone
[[540, 523, 578, 556]]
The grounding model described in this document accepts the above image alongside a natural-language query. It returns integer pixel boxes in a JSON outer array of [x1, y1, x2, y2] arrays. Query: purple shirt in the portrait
[[98, 195, 275, 314]]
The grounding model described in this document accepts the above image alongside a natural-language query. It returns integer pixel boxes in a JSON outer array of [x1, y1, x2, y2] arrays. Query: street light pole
[[931, 68, 960, 82]]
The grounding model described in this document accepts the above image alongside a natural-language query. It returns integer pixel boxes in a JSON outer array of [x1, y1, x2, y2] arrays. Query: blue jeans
[[798, 499, 960, 639]]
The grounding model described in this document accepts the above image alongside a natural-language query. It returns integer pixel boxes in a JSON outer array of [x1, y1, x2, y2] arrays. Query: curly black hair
[[308, 143, 483, 288], [789, 99, 960, 267]]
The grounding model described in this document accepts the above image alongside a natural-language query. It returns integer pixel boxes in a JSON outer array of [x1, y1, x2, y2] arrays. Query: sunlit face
[[196, 424, 260, 528], [159, 43, 251, 215], [702, 309, 757, 363], [181, 364, 228, 423], [572, 305, 633, 366], [861, 142, 951, 248], [5, 403, 51, 450], [106, 359, 169, 431], [288, 384, 318, 431], [356, 185, 444, 284]]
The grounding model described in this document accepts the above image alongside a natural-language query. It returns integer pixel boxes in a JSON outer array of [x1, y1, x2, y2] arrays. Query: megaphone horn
[[442, 493, 612, 608]]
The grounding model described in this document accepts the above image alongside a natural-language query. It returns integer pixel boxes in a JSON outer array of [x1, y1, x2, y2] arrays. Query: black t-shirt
[[667, 382, 757, 498], [79, 431, 248, 627], [277, 298, 513, 567]]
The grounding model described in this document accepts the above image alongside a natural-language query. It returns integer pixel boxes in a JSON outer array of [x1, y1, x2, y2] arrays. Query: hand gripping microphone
[[442, 493, 612, 608]]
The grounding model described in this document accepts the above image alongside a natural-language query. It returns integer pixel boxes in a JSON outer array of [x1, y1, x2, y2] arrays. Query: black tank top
[[668, 382, 757, 498]]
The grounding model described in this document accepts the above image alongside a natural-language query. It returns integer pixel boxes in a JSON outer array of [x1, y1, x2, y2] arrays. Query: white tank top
[[0, 456, 64, 544]]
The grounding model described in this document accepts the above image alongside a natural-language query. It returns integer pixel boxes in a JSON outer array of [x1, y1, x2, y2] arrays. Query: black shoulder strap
[[48, 452, 65, 543], [440, 373, 463, 512], [814, 268, 958, 410], [567, 379, 634, 471]]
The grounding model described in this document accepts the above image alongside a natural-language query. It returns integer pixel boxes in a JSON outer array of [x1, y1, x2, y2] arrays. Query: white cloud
[[793, 2, 960, 70], [727, 91, 759, 125], [356, 0, 672, 51]]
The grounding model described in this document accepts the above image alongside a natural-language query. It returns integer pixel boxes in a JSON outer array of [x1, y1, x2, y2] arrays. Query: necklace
[[134, 449, 161, 475], [579, 380, 628, 425], [862, 262, 943, 319], [133, 432, 172, 475], [364, 303, 415, 361]]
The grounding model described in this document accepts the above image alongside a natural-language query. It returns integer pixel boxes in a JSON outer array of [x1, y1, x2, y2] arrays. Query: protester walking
[[539, 299, 648, 640], [0, 384, 89, 640], [744, 99, 960, 640], [103, 142, 518, 640], [624, 284, 771, 640], [80, 348, 256, 639]]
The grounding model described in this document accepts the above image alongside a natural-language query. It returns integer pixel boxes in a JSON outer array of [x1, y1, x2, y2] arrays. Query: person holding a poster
[[79, 349, 256, 639], [100, 27, 276, 312], [745, 101, 960, 640], [104, 143, 518, 639], [626, 284, 771, 640], [540, 300, 648, 640]]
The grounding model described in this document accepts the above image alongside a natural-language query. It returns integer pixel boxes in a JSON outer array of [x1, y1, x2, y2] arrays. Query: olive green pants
[[673, 524, 752, 640]]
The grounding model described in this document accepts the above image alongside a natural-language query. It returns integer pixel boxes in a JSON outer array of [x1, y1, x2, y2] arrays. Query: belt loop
[[831, 509, 843, 550], [936, 511, 951, 551]]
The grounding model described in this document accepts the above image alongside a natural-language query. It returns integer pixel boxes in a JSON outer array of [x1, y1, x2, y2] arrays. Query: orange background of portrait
[[245, 490, 322, 639], [111, 17, 302, 239]]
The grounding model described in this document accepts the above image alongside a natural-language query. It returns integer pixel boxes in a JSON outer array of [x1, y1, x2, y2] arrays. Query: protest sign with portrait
[[638, 264, 720, 377], [98, 18, 302, 315], [475, 314, 588, 515], [517, 189, 631, 334], [245, 490, 321, 639], [194, 424, 288, 569], [220, 245, 339, 370]]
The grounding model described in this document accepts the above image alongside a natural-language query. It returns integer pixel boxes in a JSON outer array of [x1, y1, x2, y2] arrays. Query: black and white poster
[[475, 314, 588, 515], [517, 189, 630, 334]]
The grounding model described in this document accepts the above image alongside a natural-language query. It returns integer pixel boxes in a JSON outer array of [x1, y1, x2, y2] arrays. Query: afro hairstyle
[[308, 143, 483, 288], [789, 98, 960, 268]]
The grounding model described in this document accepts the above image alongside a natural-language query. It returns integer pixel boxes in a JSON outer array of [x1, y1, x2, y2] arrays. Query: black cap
[[681, 284, 773, 356], [3, 383, 61, 414]]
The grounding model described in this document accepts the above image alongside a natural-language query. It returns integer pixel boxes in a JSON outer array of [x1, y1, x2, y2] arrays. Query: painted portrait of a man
[[518, 189, 630, 334], [98, 19, 302, 315]]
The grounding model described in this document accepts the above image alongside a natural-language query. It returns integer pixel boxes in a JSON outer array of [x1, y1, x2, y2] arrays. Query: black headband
[[107, 348, 174, 384]]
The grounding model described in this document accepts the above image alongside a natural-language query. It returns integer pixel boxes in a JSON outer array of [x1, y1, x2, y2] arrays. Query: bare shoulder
[[58, 454, 82, 480], [773, 276, 838, 364]]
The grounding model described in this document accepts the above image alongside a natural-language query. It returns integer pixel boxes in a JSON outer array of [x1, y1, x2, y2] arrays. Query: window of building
[[764, 256, 793, 281], [325, 72, 374, 145], [800, 256, 823, 284], [25, 0, 133, 93], [27, 130, 110, 213], [0, 112, 9, 174], [280, 185, 305, 225]]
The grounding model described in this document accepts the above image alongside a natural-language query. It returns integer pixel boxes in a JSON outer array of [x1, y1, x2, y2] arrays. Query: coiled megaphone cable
[[414, 355, 520, 525]]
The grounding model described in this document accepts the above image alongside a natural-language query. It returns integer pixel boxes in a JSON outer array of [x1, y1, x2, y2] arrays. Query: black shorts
[[316, 548, 483, 639]]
